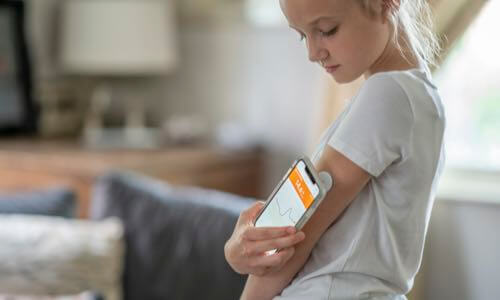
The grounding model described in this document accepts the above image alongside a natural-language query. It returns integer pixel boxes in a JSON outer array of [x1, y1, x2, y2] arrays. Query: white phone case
[[254, 156, 333, 230]]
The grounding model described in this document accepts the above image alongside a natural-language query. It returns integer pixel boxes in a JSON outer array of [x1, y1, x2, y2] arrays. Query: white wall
[[157, 24, 325, 152], [25, 0, 328, 193], [26, 0, 59, 79], [157, 24, 326, 192], [421, 199, 500, 299]]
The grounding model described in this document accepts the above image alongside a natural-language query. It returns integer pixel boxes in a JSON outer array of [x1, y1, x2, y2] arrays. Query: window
[[435, 0, 500, 171]]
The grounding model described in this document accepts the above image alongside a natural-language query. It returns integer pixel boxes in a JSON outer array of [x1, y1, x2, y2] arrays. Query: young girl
[[224, 0, 445, 299]]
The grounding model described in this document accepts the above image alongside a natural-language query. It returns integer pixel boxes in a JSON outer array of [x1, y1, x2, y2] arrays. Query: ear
[[381, 0, 401, 22]]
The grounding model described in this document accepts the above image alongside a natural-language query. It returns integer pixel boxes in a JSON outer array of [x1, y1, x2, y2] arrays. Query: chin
[[331, 76, 348, 84], [330, 74, 354, 84], [331, 69, 364, 84]]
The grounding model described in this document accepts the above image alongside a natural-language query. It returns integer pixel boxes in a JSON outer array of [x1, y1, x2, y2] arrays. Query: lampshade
[[59, 0, 178, 76]]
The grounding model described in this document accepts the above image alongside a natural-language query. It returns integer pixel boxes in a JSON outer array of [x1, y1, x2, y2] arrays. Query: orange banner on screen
[[289, 167, 314, 208]]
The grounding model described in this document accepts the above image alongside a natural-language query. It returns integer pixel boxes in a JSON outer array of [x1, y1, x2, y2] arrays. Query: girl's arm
[[240, 145, 372, 300]]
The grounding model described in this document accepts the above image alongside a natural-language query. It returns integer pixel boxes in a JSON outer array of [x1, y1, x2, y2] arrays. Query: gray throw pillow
[[91, 171, 254, 300], [0, 187, 76, 218]]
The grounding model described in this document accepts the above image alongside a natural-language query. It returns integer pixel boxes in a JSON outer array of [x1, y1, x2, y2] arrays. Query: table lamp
[[59, 0, 178, 148]]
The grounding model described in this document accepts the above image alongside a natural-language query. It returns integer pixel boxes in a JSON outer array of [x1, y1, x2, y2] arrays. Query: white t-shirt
[[274, 67, 446, 300]]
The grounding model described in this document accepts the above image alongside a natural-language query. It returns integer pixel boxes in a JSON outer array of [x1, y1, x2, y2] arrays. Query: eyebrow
[[308, 16, 339, 26], [288, 15, 339, 31]]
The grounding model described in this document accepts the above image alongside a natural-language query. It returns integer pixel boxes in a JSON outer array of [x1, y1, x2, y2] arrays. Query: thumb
[[243, 200, 265, 221]]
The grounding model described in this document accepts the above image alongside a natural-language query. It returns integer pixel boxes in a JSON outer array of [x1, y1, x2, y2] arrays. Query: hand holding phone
[[224, 201, 306, 276], [224, 156, 333, 276], [253, 156, 334, 254]]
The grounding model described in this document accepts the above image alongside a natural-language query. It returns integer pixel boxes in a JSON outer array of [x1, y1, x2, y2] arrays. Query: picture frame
[[0, 0, 38, 135]]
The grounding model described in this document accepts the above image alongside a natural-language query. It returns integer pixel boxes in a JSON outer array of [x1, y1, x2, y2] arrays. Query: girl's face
[[280, 0, 392, 83]]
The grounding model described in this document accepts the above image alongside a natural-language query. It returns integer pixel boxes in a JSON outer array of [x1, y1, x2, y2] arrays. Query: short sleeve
[[327, 74, 414, 177]]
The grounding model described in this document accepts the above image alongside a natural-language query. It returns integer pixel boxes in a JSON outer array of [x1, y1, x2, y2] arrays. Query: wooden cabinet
[[0, 139, 266, 218]]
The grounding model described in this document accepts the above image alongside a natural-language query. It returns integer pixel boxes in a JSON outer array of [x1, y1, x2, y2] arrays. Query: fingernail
[[286, 227, 296, 234]]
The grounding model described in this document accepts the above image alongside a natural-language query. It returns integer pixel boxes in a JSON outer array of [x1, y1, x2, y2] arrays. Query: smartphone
[[254, 156, 332, 235]]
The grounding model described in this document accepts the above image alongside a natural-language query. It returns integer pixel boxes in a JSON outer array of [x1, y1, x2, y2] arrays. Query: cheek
[[324, 34, 356, 63], [326, 30, 370, 72], [351, 34, 378, 65], [357, 22, 389, 61], [339, 23, 388, 68]]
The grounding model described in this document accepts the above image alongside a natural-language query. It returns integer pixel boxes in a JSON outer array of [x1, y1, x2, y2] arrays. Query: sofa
[[90, 171, 255, 300], [0, 171, 254, 300]]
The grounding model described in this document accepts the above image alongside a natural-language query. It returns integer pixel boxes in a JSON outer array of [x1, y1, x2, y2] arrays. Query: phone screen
[[255, 160, 319, 228]]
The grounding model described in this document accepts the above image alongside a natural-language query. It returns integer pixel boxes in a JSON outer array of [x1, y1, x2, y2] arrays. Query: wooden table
[[0, 139, 266, 218]]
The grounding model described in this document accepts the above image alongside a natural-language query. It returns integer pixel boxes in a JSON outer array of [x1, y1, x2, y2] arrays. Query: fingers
[[253, 246, 296, 272], [243, 225, 296, 241], [249, 231, 305, 255], [273, 247, 295, 268]]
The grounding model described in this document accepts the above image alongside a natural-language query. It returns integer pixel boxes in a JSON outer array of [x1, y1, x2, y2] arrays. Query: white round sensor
[[319, 171, 333, 192]]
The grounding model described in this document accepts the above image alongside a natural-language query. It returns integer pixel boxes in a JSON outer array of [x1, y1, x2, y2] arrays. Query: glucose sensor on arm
[[319, 171, 333, 192]]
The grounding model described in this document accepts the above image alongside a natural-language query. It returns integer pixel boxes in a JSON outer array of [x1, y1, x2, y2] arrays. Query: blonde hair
[[357, 0, 442, 69]]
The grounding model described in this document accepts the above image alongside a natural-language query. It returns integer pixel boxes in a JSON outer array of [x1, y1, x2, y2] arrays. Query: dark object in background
[[91, 171, 252, 300], [0, 186, 77, 218], [0, 0, 38, 135]]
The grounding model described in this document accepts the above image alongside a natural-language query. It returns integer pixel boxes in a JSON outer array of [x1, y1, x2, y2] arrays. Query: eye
[[290, 28, 306, 42], [320, 26, 339, 37], [297, 31, 306, 42]]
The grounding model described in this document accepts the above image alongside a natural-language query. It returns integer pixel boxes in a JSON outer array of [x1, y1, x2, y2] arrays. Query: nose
[[307, 38, 328, 63]]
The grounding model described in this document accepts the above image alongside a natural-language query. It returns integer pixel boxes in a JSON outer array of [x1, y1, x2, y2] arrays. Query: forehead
[[280, 0, 354, 26]]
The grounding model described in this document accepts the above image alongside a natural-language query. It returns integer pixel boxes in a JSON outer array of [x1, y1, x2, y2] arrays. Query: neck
[[363, 32, 420, 79]]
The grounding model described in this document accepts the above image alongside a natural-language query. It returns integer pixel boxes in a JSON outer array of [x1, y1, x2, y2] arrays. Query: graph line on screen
[[276, 197, 297, 223]]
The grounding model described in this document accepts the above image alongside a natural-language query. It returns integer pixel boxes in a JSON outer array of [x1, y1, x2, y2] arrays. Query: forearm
[[240, 274, 288, 300], [240, 246, 311, 300]]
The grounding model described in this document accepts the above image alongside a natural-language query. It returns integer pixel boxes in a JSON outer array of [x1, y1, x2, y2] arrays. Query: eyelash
[[320, 27, 339, 37], [298, 26, 338, 42]]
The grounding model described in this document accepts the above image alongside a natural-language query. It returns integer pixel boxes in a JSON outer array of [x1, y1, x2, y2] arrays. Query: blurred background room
[[0, 0, 498, 299]]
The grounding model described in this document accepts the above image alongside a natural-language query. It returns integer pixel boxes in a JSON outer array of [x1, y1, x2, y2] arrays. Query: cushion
[[0, 187, 76, 217], [0, 215, 124, 300], [91, 171, 254, 300], [0, 291, 96, 300]]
